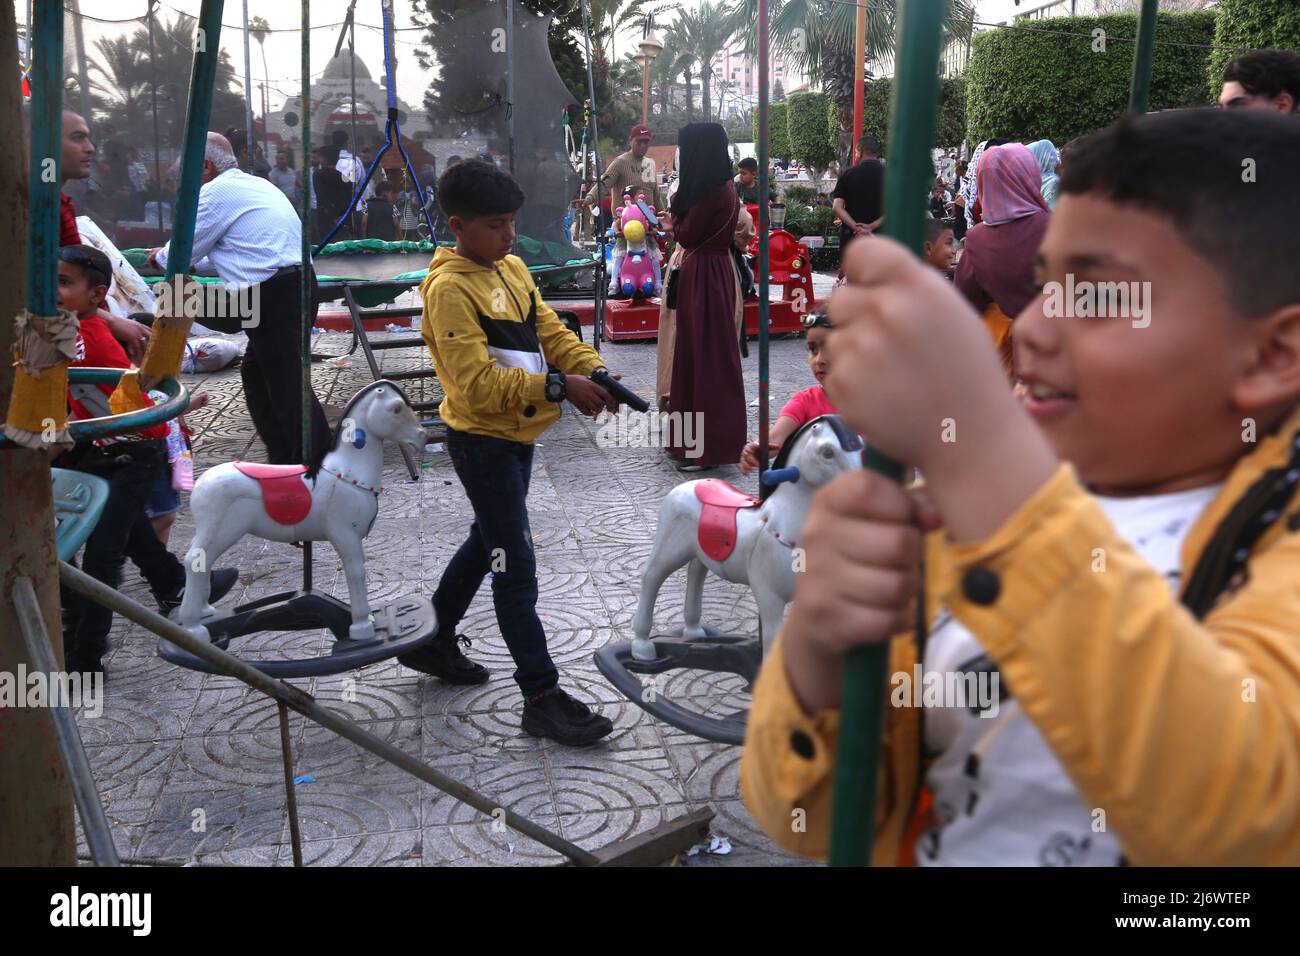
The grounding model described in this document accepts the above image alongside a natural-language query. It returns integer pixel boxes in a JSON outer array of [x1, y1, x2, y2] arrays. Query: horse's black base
[[158, 589, 438, 678], [594, 627, 761, 745]]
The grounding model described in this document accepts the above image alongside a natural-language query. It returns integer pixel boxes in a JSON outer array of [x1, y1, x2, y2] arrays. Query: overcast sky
[[17, 0, 674, 114]]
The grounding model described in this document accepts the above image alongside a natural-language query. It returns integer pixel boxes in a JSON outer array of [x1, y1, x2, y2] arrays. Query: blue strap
[[760, 466, 800, 487]]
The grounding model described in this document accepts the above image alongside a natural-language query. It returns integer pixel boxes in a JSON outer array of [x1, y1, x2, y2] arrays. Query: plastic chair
[[51, 468, 110, 561]]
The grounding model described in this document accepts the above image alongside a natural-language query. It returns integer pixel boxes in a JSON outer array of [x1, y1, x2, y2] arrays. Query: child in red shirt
[[56, 245, 236, 674], [740, 311, 837, 474]]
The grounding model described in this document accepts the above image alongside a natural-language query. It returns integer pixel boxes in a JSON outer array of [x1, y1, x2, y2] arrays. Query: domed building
[[266, 52, 427, 159]]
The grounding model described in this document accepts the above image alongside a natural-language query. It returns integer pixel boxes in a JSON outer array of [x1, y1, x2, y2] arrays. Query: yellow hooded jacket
[[420, 247, 604, 443], [742, 406, 1300, 866]]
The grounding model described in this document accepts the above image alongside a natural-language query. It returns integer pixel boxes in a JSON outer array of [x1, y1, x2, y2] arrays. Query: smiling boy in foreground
[[741, 109, 1300, 865]]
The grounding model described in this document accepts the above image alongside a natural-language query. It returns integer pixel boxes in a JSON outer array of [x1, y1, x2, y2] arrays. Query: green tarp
[[123, 237, 598, 310]]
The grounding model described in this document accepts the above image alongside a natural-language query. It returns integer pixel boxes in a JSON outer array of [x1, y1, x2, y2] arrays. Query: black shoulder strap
[[1181, 429, 1300, 619]]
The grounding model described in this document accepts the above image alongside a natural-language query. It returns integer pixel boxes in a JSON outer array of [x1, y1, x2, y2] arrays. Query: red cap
[[630, 124, 653, 142]]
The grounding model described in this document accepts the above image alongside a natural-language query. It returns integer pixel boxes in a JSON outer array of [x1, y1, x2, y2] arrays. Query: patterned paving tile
[[70, 315, 835, 866]]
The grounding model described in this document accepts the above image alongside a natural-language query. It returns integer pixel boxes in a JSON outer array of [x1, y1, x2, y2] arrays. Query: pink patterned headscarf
[[975, 144, 1051, 226]]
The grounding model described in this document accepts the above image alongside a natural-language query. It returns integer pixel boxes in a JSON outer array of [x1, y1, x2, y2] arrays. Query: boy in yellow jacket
[[404, 160, 621, 746], [743, 109, 1300, 864]]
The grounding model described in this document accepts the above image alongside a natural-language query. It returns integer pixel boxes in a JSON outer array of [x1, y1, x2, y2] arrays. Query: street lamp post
[[637, 30, 663, 125]]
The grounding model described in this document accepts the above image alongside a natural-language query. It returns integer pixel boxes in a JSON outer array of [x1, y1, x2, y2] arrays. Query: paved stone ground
[[73, 277, 835, 866]]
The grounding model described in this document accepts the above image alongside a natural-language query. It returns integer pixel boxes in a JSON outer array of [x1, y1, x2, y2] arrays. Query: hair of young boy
[[924, 217, 950, 245], [1223, 49, 1300, 109], [738, 157, 758, 172], [436, 159, 525, 220], [60, 244, 112, 289], [1059, 109, 1300, 318]]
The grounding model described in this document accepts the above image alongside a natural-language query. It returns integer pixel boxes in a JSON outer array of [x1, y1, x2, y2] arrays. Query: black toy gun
[[591, 369, 649, 413]]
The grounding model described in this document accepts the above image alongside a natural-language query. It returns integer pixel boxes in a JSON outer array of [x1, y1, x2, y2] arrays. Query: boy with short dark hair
[[744, 109, 1300, 865], [735, 157, 777, 205], [922, 217, 956, 279], [56, 246, 236, 675], [405, 160, 621, 745], [1219, 48, 1300, 113]]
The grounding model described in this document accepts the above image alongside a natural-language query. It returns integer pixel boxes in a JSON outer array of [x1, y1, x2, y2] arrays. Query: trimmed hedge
[[787, 91, 836, 179], [781, 184, 817, 206], [1208, 0, 1300, 88], [936, 76, 967, 149], [783, 203, 837, 239], [965, 11, 1218, 146], [852, 76, 967, 155], [754, 101, 791, 162]]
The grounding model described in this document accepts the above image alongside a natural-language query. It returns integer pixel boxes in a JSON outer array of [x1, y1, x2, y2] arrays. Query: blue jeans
[[434, 428, 558, 697]]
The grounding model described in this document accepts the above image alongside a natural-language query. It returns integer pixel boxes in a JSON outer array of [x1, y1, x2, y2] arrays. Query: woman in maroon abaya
[[665, 122, 746, 471]]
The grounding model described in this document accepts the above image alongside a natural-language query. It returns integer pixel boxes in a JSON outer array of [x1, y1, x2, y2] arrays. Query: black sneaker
[[156, 567, 240, 617], [398, 633, 490, 685], [521, 687, 614, 746], [65, 652, 105, 680]]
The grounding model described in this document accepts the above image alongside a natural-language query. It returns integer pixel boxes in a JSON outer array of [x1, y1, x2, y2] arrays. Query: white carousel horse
[[176, 381, 427, 643], [632, 415, 863, 660]]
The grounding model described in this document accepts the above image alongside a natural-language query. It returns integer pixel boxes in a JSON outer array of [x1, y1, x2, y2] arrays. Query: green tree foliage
[[73, 14, 246, 151], [850, 76, 966, 154], [965, 11, 1218, 146], [675, 1, 737, 121], [729, 0, 975, 108], [935, 76, 966, 150], [782, 184, 816, 205], [412, 0, 646, 145], [786, 91, 835, 183], [1208, 0, 1300, 86], [754, 100, 791, 161]]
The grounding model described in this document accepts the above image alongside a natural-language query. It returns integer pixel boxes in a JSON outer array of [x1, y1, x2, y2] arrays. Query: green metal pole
[[25, 0, 62, 317], [165, 0, 225, 279], [1127, 0, 1159, 116], [301, 0, 312, 467], [757, 0, 770, 477], [828, 0, 949, 869]]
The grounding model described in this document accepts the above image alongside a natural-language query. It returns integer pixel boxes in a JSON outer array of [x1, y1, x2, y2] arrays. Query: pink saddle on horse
[[233, 461, 312, 526], [694, 479, 759, 562]]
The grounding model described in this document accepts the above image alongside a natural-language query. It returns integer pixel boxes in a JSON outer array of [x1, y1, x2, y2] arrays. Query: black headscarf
[[670, 122, 734, 223]]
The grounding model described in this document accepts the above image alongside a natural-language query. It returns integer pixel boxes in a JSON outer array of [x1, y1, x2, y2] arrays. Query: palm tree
[[250, 16, 271, 157], [675, 1, 738, 122], [661, 21, 697, 120], [88, 35, 147, 114], [730, 0, 975, 109], [583, 0, 663, 67], [648, 34, 684, 117], [85, 14, 246, 149]]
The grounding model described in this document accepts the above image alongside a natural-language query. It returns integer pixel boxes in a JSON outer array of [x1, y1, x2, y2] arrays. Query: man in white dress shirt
[[149, 132, 331, 465], [334, 133, 375, 240]]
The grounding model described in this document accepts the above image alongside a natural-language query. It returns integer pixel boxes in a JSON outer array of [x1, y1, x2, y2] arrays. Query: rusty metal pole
[[0, 0, 76, 866]]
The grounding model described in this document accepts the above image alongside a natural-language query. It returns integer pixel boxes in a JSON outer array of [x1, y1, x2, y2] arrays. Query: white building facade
[[710, 38, 809, 118]]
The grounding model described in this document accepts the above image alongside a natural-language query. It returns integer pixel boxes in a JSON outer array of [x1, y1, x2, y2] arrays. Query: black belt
[[269, 264, 304, 279]]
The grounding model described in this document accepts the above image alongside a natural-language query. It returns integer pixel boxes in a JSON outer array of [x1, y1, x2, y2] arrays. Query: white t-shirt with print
[[917, 483, 1222, 866]]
